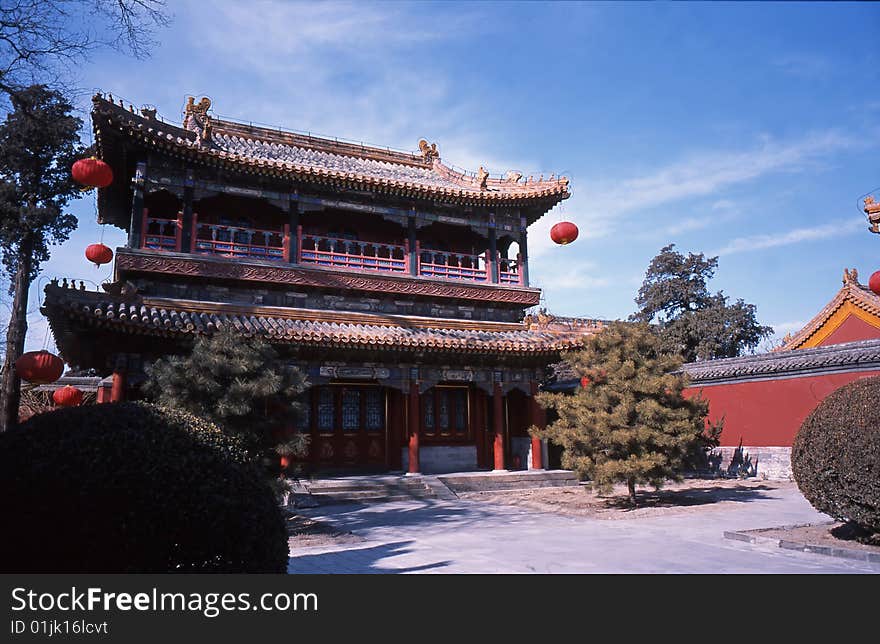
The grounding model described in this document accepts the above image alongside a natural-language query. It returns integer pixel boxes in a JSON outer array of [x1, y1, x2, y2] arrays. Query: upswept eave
[[42, 282, 597, 359], [778, 268, 880, 351], [91, 94, 571, 206]]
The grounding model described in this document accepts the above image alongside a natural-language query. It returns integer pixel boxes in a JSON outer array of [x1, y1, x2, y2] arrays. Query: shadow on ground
[[288, 540, 450, 574], [603, 484, 778, 511], [299, 497, 532, 534]]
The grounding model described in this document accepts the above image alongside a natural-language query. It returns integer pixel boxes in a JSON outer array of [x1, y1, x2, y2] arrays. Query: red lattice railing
[[191, 214, 289, 261], [499, 254, 523, 285], [139, 211, 524, 286], [418, 243, 490, 282], [299, 232, 407, 273], [141, 209, 181, 252]]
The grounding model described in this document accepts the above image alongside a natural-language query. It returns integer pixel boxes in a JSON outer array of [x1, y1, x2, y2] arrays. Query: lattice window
[[424, 393, 435, 430], [454, 389, 467, 433], [365, 389, 384, 430], [342, 389, 361, 431], [317, 387, 335, 431], [438, 390, 450, 431], [422, 387, 469, 438]]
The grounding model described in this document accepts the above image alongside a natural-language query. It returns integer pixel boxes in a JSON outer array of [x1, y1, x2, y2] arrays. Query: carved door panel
[[310, 385, 386, 467]]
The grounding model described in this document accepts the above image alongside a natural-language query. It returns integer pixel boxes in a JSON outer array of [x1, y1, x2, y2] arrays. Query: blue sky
[[20, 1, 880, 352]]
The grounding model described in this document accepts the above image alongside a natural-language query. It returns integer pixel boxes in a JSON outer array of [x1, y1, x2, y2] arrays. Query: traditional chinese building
[[43, 94, 600, 474]]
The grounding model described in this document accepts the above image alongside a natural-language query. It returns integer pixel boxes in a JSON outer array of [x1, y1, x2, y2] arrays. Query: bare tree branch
[[0, 0, 169, 103]]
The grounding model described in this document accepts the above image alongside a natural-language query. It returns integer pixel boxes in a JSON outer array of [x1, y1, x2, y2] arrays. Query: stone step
[[309, 492, 418, 504], [306, 481, 429, 494], [304, 475, 442, 505], [438, 470, 579, 493]]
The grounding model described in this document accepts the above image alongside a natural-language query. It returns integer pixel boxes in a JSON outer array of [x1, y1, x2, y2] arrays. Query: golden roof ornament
[[864, 196, 880, 234], [843, 267, 859, 285], [183, 96, 212, 132], [506, 171, 522, 183], [477, 166, 489, 190], [418, 139, 439, 161]]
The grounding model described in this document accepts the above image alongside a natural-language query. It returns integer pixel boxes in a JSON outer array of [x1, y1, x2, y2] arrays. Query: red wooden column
[[407, 382, 420, 474], [529, 381, 545, 470], [110, 370, 126, 403], [492, 382, 505, 471], [96, 382, 112, 403]]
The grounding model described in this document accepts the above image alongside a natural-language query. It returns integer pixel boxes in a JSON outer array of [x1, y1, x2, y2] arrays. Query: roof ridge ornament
[[843, 267, 860, 286], [418, 139, 439, 161], [477, 166, 489, 190], [183, 96, 212, 133], [864, 196, 880, 233]]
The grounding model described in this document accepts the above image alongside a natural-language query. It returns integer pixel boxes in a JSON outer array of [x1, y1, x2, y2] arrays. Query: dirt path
[[459, 478, 791, 520]]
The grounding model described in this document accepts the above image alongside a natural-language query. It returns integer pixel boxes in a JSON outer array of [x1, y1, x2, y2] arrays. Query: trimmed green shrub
[[792, 377, 880, 537], [0, 402, 288, 572]]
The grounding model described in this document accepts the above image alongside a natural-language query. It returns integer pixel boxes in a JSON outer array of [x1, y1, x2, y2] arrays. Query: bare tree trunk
[[0, 233, 34, 432], [627, 477, 637, 507]]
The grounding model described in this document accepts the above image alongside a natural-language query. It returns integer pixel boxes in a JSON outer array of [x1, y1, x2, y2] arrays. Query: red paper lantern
[[53, 385, 83, 407], [85, 243, 113, 267], [869, 271, 880, 296], [580, 376, 591, 388], [280, 455, 291, 469], [550, 221, 579, 245], [71, 157, 114, 189], [15, 350, 64, 384]]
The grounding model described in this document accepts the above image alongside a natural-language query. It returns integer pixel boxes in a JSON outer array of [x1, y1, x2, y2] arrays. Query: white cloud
[[711, 217, 864, 256], [526, 131, 863, 260]]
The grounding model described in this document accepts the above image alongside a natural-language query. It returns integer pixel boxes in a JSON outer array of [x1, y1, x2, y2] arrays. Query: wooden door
[[310, 385, 386, 468]]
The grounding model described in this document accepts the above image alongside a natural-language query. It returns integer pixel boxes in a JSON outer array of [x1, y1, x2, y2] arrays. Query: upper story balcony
[[141, 211, 526, 287]]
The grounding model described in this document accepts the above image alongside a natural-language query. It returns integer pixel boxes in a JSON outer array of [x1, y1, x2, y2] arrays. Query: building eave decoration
[[42, 283, 593, 356], [777, 268, 880, 351], [91, 94, 570, 207]]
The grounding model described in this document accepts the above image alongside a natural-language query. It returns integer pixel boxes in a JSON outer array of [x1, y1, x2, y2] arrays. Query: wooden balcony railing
[[418, 244, 490, 282], [299, 232, 407, 273], [191, 214, 289, 261], [499, 255, 523, 285], [138, 215, 524, 286], [141, 210, 182, 252]]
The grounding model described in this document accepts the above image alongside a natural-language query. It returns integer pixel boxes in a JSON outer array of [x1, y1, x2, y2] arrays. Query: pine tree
[[632, 244, 773, 362], [142, 328, 309, 476], [534, 321, 720, 506], [0, 85, 84, 432]]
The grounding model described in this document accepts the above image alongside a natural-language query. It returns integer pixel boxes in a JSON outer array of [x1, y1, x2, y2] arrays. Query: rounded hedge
[[0, 402, 288, 573], [792, 377, 880, 534]]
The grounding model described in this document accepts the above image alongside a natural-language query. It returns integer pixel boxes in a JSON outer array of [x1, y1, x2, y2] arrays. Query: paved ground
[[287, 483, 880, 573]]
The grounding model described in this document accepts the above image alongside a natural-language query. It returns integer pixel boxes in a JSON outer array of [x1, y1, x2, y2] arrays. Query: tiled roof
[[43, 283, 594, 357], [778, 268, 880, 350], [92, 94, 570, 206], [682, 339, 880, 384]]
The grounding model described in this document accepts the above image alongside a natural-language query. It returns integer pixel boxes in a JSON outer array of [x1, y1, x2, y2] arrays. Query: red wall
[[685, 370, 880, 447], [819, 315, 880, 346]]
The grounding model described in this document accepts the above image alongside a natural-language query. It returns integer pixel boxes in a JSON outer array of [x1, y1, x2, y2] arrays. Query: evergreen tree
[[632, 244, 772, 362], [0, 85, 84, 432], [142, 328, 309, 476], [533, 322, 720, 506]]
